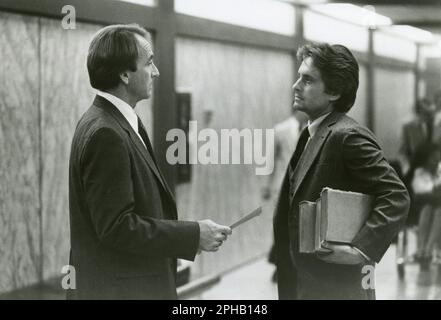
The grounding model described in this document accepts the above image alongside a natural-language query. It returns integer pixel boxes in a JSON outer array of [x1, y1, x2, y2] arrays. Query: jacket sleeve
[[341, 127, 410, 263], [80, 127, 200, 261]]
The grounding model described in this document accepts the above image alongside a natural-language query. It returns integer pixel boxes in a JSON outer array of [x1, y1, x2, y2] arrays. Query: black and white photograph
[[1, 0, 441, 306]]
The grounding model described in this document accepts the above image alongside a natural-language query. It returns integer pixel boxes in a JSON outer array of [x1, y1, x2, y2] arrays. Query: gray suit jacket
[[273, 111, 410, 300], [68, 95, 200, 299]]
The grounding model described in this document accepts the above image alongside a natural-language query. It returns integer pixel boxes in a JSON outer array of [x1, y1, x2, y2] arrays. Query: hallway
[[187, 236, 441, 300], [1, 237, 441, 300]]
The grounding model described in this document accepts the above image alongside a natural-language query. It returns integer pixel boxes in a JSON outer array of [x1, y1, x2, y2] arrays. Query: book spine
[[321, 189, 329, 243], [314, 199, 321, 252]]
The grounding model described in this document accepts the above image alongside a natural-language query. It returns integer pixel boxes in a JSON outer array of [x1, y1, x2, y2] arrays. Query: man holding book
[[273, 43, 410, 300]]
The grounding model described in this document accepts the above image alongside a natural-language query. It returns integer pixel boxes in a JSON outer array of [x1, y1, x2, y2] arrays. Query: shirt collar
[[307, 112, 332, 138], [96, 90, 139, 133]]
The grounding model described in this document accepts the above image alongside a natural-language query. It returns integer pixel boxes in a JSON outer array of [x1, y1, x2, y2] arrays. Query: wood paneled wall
[[39, 19, 102, 280], [374, 68, 415, 160], [0, 12, 154, 293], [0, 12, 41, 293]]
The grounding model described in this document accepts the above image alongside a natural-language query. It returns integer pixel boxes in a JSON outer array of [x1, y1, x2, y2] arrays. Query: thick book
[[320, 187, 374, 244], [315, 198, 333, 254], [298, 188, 373, 253]]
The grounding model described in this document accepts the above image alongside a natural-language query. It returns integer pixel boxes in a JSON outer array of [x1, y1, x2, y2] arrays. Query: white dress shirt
[[96, 90, 147, 149], [300, 112, 331, 151], [307, 112, 332, 139]]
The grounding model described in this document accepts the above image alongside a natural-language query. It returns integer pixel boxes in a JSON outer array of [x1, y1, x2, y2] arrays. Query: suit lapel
[[93, 95, 175, 201], [126, 128, 176, 201], [289, 111, 344, 205]]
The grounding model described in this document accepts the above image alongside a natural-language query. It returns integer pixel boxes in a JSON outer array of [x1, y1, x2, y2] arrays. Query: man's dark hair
[[87, 24, 149, 91], [297, 43, 359, 113]]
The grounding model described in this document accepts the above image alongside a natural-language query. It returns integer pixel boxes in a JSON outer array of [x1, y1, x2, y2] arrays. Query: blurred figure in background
[[262, 109, 306, 282], [399, 98, 435, 177], [432, 90, 441, 261], [409, 143, 441, 269], [432, 90, 441, 148], [262, 110, 306, 201], [432, 89, 441, 262]]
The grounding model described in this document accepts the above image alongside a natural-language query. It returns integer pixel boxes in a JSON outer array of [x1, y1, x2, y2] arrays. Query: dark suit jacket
[[400, 117, 430, 162], [68, 95, 200, 299], [273, 111, 410, 300]]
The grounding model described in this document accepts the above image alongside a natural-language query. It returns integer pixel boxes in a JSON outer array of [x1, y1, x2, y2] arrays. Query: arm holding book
[[317, 243, 369, 265], [317, 127, 409, 264]]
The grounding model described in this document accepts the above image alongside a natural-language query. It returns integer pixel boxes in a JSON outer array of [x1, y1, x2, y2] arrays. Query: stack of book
[[299, 187, 374, 254]]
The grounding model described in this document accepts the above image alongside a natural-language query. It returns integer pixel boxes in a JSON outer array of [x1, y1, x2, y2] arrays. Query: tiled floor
[[188, 256, 278, 300], [376, 234, 441, 300], [187, 230, 441, 300]]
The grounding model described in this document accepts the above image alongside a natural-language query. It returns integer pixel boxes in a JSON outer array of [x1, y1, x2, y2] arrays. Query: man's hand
[[316, 243, 367, 265], [197, 220, 232, 252]]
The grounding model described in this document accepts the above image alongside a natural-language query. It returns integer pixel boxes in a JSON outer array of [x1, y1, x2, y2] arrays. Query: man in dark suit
[[273, 43, 410, 300], [399, 98, 434, 174], [68, 24, 231, 299]]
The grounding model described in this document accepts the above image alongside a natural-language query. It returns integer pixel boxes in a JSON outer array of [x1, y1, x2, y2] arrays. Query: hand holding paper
[[196, 206, 262, 255], [230, 206, 262, 229], [197, 220, 232, 252]]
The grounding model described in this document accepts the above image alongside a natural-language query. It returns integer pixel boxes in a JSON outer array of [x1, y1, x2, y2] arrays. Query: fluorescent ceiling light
[[175, 0, 296, 36], [421, 42, 441, 58], [117, 0, 156, 6], [281, 0, 328, 3], [384, 25, 434, 44], [309, 3, 392, 27]]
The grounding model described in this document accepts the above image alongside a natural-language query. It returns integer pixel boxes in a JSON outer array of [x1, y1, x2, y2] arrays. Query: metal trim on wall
[[154, 0, 177, 193], [0, 0, 160, 28], [175, 13, 297, 52], [0, 0, 418, 70]]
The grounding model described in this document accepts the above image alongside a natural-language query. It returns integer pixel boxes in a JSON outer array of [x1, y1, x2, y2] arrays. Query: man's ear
[[119, 71, 130, 85], [328, 92, 340, 103]]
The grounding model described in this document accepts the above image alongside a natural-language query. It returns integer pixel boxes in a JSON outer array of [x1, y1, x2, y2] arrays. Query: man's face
[[128, 34, 159, 101], [292, 57, 337, 120]]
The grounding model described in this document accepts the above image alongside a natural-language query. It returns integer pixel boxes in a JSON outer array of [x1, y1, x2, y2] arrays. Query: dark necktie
[[288, 127, 310, 200], [290, 127, 310, 171], [137, 117, 155, 157], [137, 117, 172, 196]]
